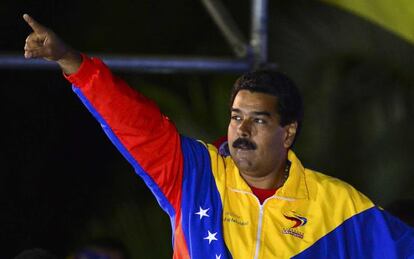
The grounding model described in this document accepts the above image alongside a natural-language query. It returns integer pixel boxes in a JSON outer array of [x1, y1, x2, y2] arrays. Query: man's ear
[[283, 122, 298, 148]]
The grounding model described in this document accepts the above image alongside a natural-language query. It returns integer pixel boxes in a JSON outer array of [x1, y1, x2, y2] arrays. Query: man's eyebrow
[[231, 108, 272, 117], [252, 111, 271, 117]]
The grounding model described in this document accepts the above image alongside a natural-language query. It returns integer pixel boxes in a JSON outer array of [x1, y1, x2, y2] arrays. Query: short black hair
[[230, 70, 304, 143]]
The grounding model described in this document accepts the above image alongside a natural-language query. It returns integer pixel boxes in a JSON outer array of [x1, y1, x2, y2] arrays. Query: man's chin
[[232, 155, 254, 171]]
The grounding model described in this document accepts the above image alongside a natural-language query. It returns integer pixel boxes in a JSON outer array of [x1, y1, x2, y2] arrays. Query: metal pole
[[0, 2, 276, 73], [0, 54, 251, 74], [250, 0, 268, 69], [200, 0, 249, 58]]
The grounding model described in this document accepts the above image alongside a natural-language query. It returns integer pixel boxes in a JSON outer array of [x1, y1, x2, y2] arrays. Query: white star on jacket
[[216, 254, 222, 259], [195, 206, 210, 219], [204, 231, 218, 244]]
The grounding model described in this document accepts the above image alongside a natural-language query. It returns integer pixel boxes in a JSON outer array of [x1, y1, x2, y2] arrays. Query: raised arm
[[22, 14, 184, 217]]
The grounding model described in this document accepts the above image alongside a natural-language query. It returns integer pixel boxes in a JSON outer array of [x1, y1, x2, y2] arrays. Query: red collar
[[250, 185, 278, 204]]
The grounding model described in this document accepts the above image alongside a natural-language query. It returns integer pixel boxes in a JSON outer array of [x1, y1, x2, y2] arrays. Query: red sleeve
[[65, 54, 183, 213]]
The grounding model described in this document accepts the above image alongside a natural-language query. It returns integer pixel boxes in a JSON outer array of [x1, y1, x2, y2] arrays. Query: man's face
[[228, 90, 294, 178]]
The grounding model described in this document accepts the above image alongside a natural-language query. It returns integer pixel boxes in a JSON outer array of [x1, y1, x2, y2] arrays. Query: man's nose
[[237, 119, 252, 138]]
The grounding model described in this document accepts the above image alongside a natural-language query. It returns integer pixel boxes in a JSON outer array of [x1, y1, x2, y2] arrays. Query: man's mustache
[[232, 138, 257, 150]]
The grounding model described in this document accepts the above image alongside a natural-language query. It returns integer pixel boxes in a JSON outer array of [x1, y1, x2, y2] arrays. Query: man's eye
[[254, 118, 266, 124], [231, 115, 241, 121]]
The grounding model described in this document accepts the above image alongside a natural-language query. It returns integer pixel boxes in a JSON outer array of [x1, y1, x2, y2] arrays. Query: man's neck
[[241, 161, 288, 190]]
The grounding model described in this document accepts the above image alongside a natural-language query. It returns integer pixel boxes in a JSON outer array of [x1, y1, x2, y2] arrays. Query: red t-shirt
[[250, 186, 278, 204]]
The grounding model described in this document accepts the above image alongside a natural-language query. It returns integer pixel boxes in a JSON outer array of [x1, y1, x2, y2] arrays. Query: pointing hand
[[23, 14, 81, 74], [23, 14, 69, 61]]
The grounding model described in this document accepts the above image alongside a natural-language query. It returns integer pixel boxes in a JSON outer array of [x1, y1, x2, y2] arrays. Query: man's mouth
[[237, 144, 253, 150]]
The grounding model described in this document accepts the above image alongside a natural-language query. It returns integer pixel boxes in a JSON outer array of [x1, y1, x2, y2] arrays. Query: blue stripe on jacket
[[293, 207, 414, 258], [180, 137, 232, 258]]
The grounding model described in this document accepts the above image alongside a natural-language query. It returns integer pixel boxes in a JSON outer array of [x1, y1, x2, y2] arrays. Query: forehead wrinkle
[[252, 111, 271, 117], [231, 105, 276, 116], [231, 90, 280, 119], [231, 106, 275, 117]]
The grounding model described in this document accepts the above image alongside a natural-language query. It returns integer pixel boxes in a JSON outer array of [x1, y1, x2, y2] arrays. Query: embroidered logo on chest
[[281, 211, 307, 239]]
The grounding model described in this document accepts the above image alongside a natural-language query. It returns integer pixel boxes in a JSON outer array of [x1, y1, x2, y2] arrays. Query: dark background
[[1, 1, 413, 258]]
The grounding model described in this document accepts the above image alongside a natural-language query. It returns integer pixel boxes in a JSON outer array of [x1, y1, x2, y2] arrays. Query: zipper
[[253, 202, 264, 259], [229, 188, 296, 259]]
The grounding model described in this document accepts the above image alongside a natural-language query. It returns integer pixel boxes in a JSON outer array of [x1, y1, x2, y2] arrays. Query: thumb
[[23, 14, 47, 34]]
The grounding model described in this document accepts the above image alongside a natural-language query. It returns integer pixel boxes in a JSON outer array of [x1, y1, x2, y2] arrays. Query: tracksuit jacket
[[65, 54, 414, 258]]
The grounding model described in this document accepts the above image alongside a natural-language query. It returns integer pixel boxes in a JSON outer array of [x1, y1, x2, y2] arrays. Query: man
[[23, 14, 413, 258]]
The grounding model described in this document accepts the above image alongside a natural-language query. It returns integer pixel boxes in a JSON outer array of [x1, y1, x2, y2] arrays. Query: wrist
[[57, 50, 82, 75]]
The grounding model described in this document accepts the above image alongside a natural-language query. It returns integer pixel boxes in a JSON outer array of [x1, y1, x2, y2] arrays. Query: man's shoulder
[[304, 168, 374, 210], [305, 169, 358, 192], [287, 150, 373, 208]]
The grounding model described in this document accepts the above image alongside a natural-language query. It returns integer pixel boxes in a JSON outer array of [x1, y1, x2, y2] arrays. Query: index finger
[[23, 14, 47, 33]]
